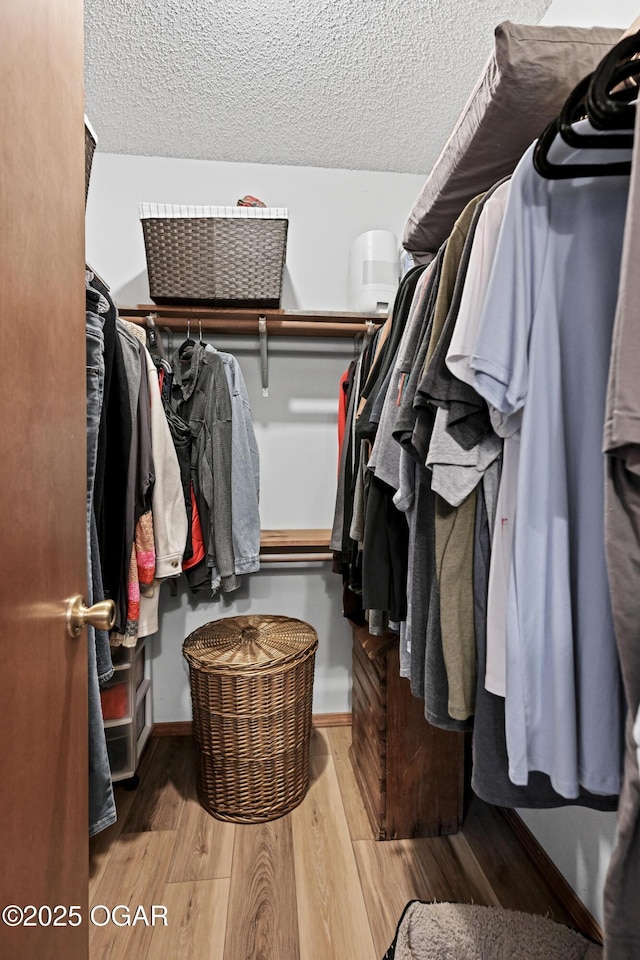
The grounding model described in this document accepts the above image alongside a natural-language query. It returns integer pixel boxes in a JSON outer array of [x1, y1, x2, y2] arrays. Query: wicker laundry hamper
[[182, 614, 318, 823]]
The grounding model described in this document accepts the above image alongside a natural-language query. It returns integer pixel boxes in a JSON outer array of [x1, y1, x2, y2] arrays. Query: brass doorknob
[[66, 595, 116, 637]]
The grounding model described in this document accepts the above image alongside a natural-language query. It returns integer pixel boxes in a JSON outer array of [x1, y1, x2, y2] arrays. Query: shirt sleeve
[[446, 182, 509, 388], [470, 147, 549, 417]]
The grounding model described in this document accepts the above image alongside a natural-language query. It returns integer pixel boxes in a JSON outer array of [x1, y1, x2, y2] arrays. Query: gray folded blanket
[[383, 902, 602, 960]]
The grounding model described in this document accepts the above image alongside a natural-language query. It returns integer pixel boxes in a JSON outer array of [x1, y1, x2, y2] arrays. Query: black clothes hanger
[[533, 116, 632, 180], [557, 71, 634, 150], [534, 37, 640, 180], [533, 60, 637, 181], [588, 32, 640, 132]]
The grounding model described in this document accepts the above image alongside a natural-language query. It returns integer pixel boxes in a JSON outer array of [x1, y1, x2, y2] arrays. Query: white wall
[[85, 152, 425, 310], [540, 0, 637, 27], [154, 565, 352, 720], [86, 152, 425, 717], [518, 807, 617, 923], [150, 334, 358, 717]]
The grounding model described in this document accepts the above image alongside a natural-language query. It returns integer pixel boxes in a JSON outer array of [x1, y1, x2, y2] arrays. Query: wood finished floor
[[89, 730, 580, 960]]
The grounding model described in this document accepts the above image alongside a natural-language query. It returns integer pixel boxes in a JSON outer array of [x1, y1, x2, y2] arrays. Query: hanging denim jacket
[[171, 342, 239, 594]]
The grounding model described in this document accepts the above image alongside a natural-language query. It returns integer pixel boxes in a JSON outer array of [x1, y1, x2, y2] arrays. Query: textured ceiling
[[85, 0, 551, 175]]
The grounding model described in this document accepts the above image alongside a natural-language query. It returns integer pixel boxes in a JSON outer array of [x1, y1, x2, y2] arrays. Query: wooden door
[[0, 1, 89, 958]]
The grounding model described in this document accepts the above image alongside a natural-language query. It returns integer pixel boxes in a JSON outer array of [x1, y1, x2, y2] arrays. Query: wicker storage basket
[[183, 614, 317, 823], [139, 203, 289, 307], [84, 117, 97, 207]]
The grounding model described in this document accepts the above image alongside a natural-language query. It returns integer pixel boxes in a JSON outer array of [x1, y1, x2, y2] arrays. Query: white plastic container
[[348, 230, 399, 314]]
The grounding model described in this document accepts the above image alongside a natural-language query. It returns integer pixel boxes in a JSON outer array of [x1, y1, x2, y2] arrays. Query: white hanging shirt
[[446, 180, 510, 388], [442, 180, 514, 696], [470, 125, 627, 799]]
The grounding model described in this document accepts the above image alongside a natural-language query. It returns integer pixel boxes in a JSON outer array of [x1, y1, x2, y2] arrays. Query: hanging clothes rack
[[119, 308, 374, 562], [118, 305, 384, 339]]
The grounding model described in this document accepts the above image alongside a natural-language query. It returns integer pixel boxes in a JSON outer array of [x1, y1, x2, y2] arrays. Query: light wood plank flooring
[[89, 730, 582, 960]]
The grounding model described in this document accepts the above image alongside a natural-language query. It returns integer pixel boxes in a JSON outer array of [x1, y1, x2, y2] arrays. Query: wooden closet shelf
[[260, 528, 331, 549], [119, 305, 385, 338], [259, 529, 333, 562]]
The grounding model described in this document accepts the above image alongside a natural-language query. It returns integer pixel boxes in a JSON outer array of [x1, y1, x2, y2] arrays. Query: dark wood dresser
[[350, 624, 466, 840]]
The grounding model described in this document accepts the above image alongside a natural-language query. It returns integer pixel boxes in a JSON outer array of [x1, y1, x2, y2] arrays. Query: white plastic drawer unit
[[102, 636, 153, 783], [105, 724, 133, 777]]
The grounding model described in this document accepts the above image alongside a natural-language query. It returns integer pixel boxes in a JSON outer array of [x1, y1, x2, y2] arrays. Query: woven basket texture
[[183, 614, 317, 823], [84, 123, 96, 207], [141, 216, 288, 304]]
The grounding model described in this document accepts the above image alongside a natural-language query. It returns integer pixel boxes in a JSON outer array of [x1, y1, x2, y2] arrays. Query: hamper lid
[[139, 203, 288, 220], [182, 614, 317, 672]]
